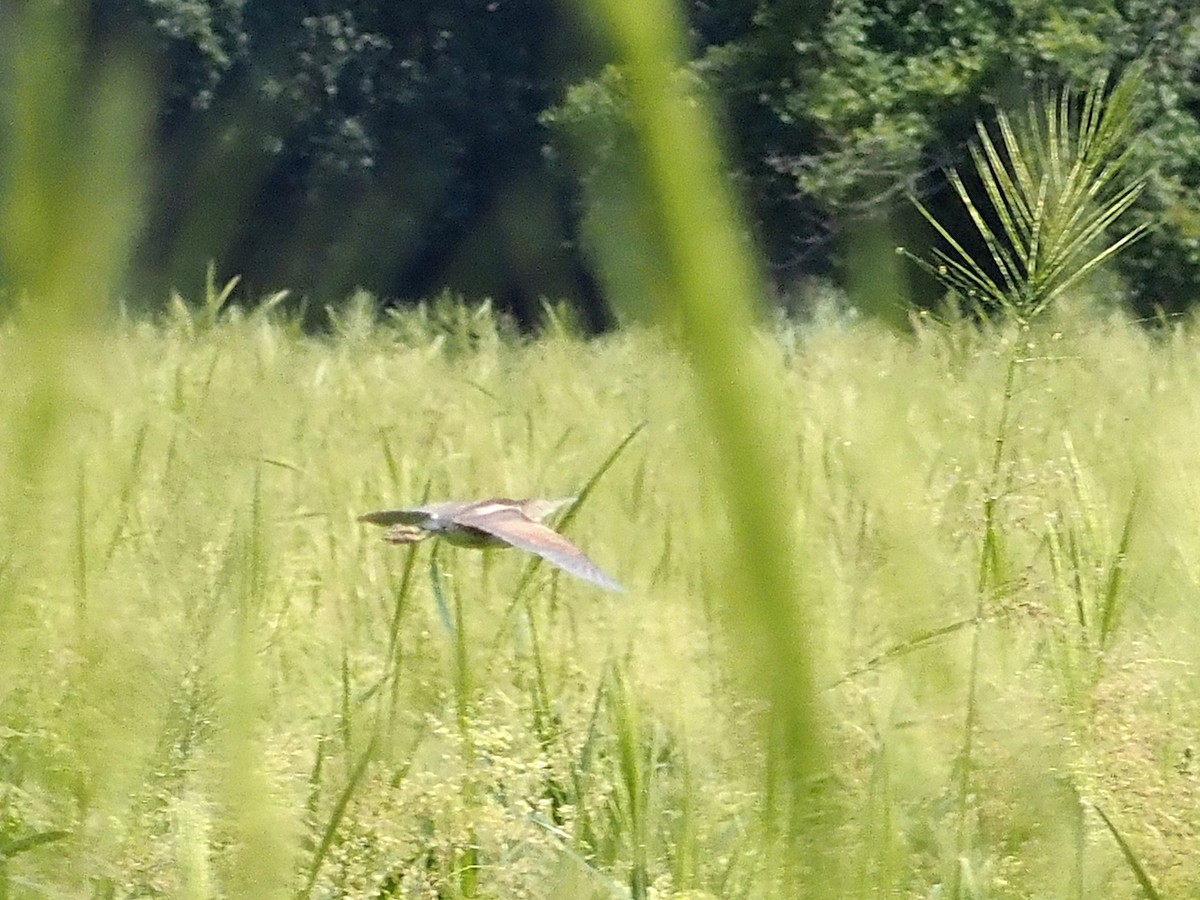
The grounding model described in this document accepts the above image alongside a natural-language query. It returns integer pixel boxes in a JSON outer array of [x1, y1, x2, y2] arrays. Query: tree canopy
[[4, 1, 1197, 325]]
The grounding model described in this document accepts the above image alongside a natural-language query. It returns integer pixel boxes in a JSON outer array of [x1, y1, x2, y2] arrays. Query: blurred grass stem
[[595, 0, 829, 853]]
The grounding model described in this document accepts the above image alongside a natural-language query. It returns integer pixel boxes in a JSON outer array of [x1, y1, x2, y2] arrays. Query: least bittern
[[358, 498, 624, 592]]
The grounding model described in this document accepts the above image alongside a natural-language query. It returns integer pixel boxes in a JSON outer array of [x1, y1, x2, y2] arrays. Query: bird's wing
[[520, 497, 576, 522], [358, 508, 431, 527], [455, 508, 625, 592]]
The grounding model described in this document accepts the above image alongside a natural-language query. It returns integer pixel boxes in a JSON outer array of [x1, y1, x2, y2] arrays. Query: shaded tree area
[[555, 0, 1200, 320], [86, 0, 611, 328], [39, 2, 1200, 325]]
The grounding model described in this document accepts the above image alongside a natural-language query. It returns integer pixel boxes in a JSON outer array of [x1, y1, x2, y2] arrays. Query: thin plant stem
[[954, 343, 1021, 894], [74, 459, 87, 624], [430, 544, 480, 897], [383, 540, 421, 739]]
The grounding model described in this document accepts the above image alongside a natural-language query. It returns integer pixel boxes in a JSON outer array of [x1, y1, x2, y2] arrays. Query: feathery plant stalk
[[903, 68, 1148, 323], [952, 348, 1019, 892], [906, 68, 1151, 897], [591, 0, 829, 867]]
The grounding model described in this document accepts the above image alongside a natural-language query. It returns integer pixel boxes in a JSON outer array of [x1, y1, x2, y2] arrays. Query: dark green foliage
[[11, 1, 1195, 321], [709, 0, 1199, 311], [86, 0, 610, 324], [552, 0, 1200, 315]]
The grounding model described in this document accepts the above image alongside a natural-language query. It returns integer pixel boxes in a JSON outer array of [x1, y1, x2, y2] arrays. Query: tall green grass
[[0, 305, 1197, 897]]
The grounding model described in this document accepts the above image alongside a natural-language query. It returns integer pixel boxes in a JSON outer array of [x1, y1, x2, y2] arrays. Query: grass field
[[0, 299, 1198, 898]]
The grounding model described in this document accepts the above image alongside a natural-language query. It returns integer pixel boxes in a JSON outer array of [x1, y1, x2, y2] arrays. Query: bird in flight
[[358, 498, 624, 592]]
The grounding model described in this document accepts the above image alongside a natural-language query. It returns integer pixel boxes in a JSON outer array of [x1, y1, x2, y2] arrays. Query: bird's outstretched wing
[[455, 506, 625, 592], [519, 497, 576, 522]]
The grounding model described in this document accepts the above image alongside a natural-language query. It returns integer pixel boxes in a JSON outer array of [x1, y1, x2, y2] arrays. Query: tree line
[[37, 2, 1200, 325]]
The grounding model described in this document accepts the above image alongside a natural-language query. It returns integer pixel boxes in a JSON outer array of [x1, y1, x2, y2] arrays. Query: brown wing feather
[[455, 508, 624, 592]]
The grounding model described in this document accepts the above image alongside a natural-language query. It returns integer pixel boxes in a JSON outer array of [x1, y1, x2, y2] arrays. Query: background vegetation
[[3, 302, 1200, 898], [3, 1, 1197, 323]]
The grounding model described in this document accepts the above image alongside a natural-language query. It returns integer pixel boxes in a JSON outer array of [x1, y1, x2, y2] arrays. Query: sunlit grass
[[0, 304, 1197, 896]]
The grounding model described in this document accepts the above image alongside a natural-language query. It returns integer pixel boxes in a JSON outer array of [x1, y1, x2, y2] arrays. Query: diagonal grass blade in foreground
[[590, 0, 829, 857], [1093, 803, 1163, 900]]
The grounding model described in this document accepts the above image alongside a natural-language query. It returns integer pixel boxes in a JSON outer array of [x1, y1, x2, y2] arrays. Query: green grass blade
[[74, 460, 87, 614], [104, 421, 149, 561], [0, 830, 71, 859], [1098, 486, 1140, 650], [298, 736, 378, 899], [1092, 803, 1163, 900], [909, 192, 1007, 305], [429, 545, 455, 638], [964, 158, 1025, 295], [972, 129, 1032, 251], [997, 109, 1037, 213], [831, 617, 981, 687], [339, 648, 353, 751], [556, 420, 647, 537]]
